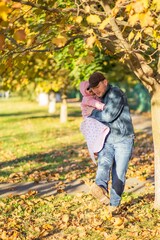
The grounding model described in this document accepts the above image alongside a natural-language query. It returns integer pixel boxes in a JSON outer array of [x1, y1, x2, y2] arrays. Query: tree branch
[[100, 0, 155, 91], [12, 0, 60, 13], [12, 0, 82, 14], [0, 35, 87, 59]]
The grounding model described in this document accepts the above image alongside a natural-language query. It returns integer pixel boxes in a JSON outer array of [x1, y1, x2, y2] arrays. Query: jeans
[[95, 136, 134, 206]]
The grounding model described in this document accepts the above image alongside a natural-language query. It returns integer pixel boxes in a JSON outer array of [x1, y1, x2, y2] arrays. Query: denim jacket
[[90, 84, 134, 142]]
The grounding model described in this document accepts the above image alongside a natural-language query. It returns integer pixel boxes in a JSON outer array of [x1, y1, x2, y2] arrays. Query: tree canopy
[[0, 0, 159, 92]]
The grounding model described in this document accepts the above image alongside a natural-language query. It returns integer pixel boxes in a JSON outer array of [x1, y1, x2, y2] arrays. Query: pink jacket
[[79, 81, 110, 164], [79, 81, 105, 118]]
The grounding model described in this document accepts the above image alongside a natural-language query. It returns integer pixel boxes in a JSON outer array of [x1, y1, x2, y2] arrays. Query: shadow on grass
[[0, 110, 47, 117], [1, 112, 59, 124], [68, 110, 82, 117], [0, 143, 95, 197], [0, 142, 94, 177], [24, 109, 81, 119], [1, 109, 81, 121], [0, 178, 89, 197], [0, 143, 86, 168], [24, 114, 59, 119]]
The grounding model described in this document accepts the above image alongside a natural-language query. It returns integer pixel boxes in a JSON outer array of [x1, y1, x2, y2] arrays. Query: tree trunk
[[48, 97, 56, 114], [60, 94, 67, 123], [151, 82, 160, 209]]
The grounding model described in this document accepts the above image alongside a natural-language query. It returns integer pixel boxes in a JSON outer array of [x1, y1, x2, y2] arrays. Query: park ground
[[0, 97, 160, 240]]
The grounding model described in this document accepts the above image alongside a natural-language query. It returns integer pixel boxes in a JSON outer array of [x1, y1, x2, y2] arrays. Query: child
[[79, 81, 110, 164]]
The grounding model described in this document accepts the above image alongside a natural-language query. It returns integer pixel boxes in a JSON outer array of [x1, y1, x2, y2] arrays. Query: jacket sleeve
[[82, 96, 105, 111], [90, 87, 125, 123]]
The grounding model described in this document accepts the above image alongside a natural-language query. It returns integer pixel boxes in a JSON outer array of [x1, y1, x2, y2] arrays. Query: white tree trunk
[[38, 93, 48, 106], [48, 98, 56, 113], [151, 85, 160, 209], [60, 98, 67, 123]]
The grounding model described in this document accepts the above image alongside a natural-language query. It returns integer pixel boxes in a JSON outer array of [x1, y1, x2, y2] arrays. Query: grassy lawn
[[0, 97, 159, 240], [0, 97, 93, 184]]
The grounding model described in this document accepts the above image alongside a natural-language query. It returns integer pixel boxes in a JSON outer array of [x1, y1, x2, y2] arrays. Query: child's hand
[[85, 88, 94, 95], [84, 106, 94, 116]]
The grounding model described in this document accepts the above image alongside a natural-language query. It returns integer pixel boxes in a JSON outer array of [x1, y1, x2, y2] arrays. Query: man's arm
[[90, 87, 125, 123]]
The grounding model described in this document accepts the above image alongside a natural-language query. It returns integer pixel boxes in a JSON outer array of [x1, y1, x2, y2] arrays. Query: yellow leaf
[[27, 190, 38, 196], [112, 216, 124, 226], [99, 18, 109, 30], [125, 4, 132, 13], [86, 35, 96, 48], [42, 224, 53, 230], [1, 230, 7, 239], [9, 230, 19, 240], [153, 30, 159, 38], [0, 201, 5, 207], [0, 2, 9, 21], [75, 16, 83, 24], [134, 31, 142, 41], [133, 1, 145, 13], [144, 27, 153, 36], [86, 29, 94, 34], [101, 210, 112, 221], [27, 37, 35, 47], [12, 3, 22, 9], [78, 227, 86, 237], [92, 217, 103, 227], [86, 14, 101, 25], [62, 214, 69, 223], [150, 41, 157, 49], [116, 16, 124, 21], [128, 13, 139, 26], [139, 12, 154, 27], [152, 0, 160, 12], [138, 176, 147, 181], [84, 5, 90, 13], [143, 0, 150, 9], [95, 39, 102, 49], [128, 31, 135, 42], [52, 35, 67, 47], [112, 7, 119, 16]]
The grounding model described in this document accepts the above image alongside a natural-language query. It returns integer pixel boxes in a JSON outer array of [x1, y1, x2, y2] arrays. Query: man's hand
[[84, 106, 95, 116]]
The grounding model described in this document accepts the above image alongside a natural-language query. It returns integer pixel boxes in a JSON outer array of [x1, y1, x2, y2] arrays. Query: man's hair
[[89, 72, 105, 88]]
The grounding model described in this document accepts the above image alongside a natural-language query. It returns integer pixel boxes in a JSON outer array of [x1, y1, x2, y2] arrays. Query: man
[[86, 72, 134, 210]]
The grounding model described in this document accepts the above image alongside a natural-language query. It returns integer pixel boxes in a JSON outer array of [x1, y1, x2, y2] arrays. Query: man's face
[[91, 79, 108, 97]]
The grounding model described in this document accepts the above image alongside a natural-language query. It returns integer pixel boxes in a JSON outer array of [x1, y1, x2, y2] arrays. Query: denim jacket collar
[[101, 84, 111, 99]]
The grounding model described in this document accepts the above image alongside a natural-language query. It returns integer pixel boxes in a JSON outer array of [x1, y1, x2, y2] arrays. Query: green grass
[[0, 97, 91, 183]]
